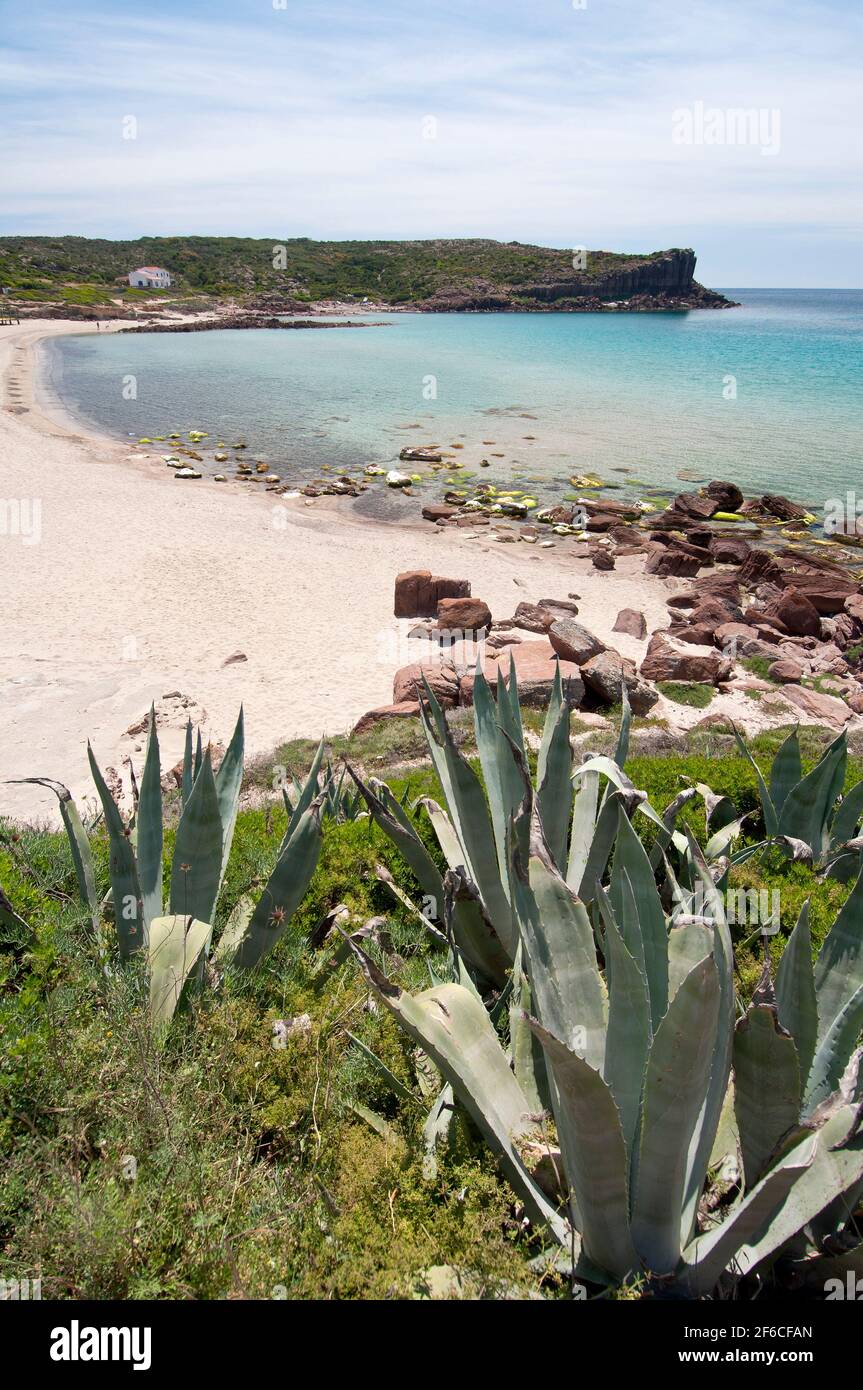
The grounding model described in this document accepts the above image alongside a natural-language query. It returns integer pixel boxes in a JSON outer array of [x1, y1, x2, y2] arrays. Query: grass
[[2, 720, 861, 1299], [656, 681, 715, 709]]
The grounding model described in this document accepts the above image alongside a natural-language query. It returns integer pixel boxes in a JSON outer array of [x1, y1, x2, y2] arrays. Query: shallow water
[[43, 290, 863, 506]]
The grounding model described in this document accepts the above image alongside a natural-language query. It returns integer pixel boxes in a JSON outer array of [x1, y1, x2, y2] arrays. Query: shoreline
[[2, 319, 859, 825]]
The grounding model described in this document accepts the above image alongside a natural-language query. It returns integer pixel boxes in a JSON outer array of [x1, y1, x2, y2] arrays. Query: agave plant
[[710, 727, 863, 880], [14, 708, 324, 1039], [346, 671, 863, 1294]]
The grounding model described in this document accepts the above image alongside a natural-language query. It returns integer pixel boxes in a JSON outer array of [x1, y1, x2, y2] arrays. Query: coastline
[[1, 319, 857, 824]]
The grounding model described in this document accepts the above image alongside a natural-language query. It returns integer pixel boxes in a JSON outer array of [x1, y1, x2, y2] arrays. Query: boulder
[[780, 685, 852, 727], [767, 587, 821, 638], [710, 535, 752, 565], [612, 608, 647, 640], [422, 502, 458, 523], [767, 658, 805, 684], [352, 701, 421, 736], [673, 491, 720, 521], [394, 570, 471, 618], [645, 546, 702, 579], [548, 619, 606, 665], [738, 550, 785, 589], [538, 597, 581, 619], [844, 594, 863, 625], [713, 621, 759, 649], [668, 623, 719, 647], [393, 661, 459, 707], [509, 602, 557, 634], [759, 494, 808, 521], [400, 447, 442, 462], [581, 650, 659, 714], [436, 596, 492, 632], [499, 641, 584, 708], [846, 689, 863, 716], [592, 549, 616, 571], [640, 632, 734, 685], [706, 480, 744, 512], [777, 573, 857, 614]]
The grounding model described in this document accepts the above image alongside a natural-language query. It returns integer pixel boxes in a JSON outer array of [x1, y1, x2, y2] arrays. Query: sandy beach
[[0, 319, 836, 824]]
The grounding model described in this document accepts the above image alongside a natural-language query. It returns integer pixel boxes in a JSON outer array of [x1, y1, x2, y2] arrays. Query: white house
[[128, 266, 172, 289]]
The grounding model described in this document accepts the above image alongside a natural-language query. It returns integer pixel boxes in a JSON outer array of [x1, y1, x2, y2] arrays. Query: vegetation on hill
[[0, 235, 699, 309]]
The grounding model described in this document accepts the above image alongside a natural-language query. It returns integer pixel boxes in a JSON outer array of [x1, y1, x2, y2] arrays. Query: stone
[[645, 546, 701, 579], [538, 598, 581, 619], [394, 571, 470, 618], [174, 467, 201, 479], [509, 602, 557, 633], [759, 493, 808, 521], [669, 623, 718, 647], [584, 513, 619, 532], [710, 535, 752, 565], [548, 619, 606, 665], [713, 621, 759, 649], [777, 573, 858, 614], [768, 658, 805, 683], [706, 480, 744, 511], [640, 632, 733, 685], [846, 690, 863, 716], [222, 651, 248, 666], [497, 641, 584, 708], [592, 549, 616, 571], [844, 594, 863, 624], [739, 550, 784, 589], [393, 661, 459, 707], [485, 631, 523, 650], [436, 596, 492, 633], [612, 608, 647, 640], [768, 587, 822, 638], [688, 596, 745, 632], [400, 446, 442, 462], [673, 491, 720, 520], [351, 701, 421, 736], [422, 502, 457, 523], [581, 650, 659, 714], [780, 685, 852, 727]]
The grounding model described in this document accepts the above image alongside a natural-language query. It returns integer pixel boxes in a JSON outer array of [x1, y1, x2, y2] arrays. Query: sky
[[1, 0, 860, 286]]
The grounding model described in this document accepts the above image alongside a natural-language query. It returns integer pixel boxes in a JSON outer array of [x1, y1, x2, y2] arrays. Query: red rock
[[713, 621, 759, 650], [668, 623, 717, 647], [352, 701, 421, 736], [673, 491, 721, 520], [845, 594, 863, 625], [706, 480, 744, 511], [768, 658, 805, 683], [645, 546, 701, 579], [759, 494, 808, 521], [581, 650, 659, 714], [612, 608, 647, 640], [846, 689, 863, 715], [767, 587, 821, 638], [394, 570, 471, 618], [435, 596, 492, 632], [738, 550, 784, 589], [640, 632, 733, 685], [592, 549, 616, 570], [509, 602, 557, 633], [777, 573, 858, 615], [393, 661, 459, 707], [780, 685, 852, 727], [498, 641, 584, 708], [710, 535, 752, 565], [422, 503, 457, 523], [548, 618, 606, 665]]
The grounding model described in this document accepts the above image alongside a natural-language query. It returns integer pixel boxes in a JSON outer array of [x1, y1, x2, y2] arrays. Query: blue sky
[[1, 0, 860, 285]]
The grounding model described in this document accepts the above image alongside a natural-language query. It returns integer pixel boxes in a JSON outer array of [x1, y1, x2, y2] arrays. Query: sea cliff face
[[416, 249, 735, 312]]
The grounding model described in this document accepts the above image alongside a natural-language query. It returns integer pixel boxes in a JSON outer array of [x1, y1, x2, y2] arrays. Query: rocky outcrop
[[394, 571, 471, 618], [641, 633, 734, 685]]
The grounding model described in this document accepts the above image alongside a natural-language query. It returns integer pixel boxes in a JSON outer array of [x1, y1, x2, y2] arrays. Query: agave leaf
[[87, 744, 144, 958], [347, 939, 568, 1243], [613, 682, 631, 770], [528, 1017, 638, 1281], [418, 690, 515, 943], [682, 1135, 818, 1295], [631, 955, 720, 1274], [137, 709, 163, 931], [778, 730, 847, 860], [148, 914, 211, 1037], [804, 983, 863, 1115], [347, 768, 446, 914], [232, 800, 323, 970], [443, 868, 511, 989], [346, 1032, 418, 1105], [667, 920, 714, 1003], [648, 787, 698, 870], [830, 780, 863, 850], [213, 893, 255, 963], [700, 1105, 863, 1286], [775, 901, 818, 1091], [181, 720, 194, 808], [509, 954, 547, 1114], [169, 753, 223, 929], [566, 768, 598, 891], [536, 664, 572, 873], [513, 814, 608, 1071], [813, 862, 863, 1052], [704, 813, 750, 861], [10, 778, 99, 932], [280, 735, 324, 852], [732, 724, 778, 837], [496, 656, 525, 757], [734, 981, 802, 1188], [213, 706, 244, 879], [422, 1083, 457, 1179], [768, 727, 803, 817], [602, 909, 651, 1158], [574, 789, 626, 904], [609, 810, 668, 1030], [693, 781, 736, 832], [679, 832, 736, 1246], [472, 663, 524, 888]]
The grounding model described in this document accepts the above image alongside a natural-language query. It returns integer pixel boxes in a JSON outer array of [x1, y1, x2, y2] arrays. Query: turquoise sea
[[42, 290, 862, 507]]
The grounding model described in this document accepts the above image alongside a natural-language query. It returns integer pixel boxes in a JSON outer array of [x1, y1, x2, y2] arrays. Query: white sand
[[0, 319, 803, 824]]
